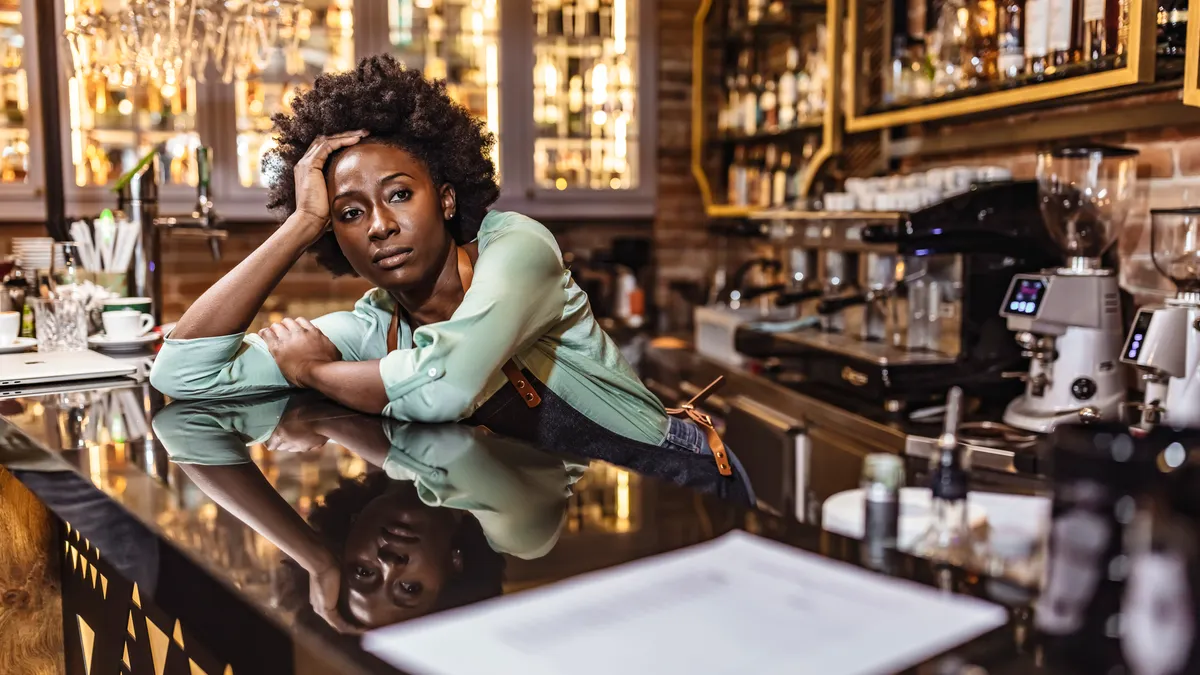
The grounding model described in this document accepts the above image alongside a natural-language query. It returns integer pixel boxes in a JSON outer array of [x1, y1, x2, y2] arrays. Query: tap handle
[[196, 147, 211, 187], [774, 286, 825, 307], [942, 386, 964, 437], [817, 291, 869, 315]]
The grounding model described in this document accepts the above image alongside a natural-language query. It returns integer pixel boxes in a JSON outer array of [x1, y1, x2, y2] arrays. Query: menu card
[[364, 531, 1007, 675]]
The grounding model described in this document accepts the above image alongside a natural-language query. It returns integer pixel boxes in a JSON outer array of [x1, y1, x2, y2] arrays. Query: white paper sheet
[[363, 531, 1008, 675]]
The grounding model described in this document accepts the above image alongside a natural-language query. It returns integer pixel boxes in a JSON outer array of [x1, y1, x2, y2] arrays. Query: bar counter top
[[0, 378, 1058, 675]]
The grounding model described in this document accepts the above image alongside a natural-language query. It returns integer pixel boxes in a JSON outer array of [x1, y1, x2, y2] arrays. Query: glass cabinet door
[[532, 0, 638, 192], [0, 0, 29, 186], [62, 0, 200, 190], [234, 0, 356, 189], [388, 0, 501, 174]]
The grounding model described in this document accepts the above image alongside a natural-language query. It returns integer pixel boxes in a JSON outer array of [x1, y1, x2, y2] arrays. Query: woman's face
[[325, 143, 456, 291], [341, 484, 462, 627]]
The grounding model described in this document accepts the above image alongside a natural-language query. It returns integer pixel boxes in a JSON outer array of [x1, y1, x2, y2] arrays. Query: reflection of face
[[342, 483, 463, 627], [325, 143, 455, 292]]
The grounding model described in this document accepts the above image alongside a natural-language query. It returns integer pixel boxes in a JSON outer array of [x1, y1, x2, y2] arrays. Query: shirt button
[[427, 367, 439, 377]]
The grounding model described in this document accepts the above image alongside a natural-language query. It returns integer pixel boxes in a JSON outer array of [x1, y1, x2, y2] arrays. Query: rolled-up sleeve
[[150, 307, 379, 400], [380, 221, 567, 422]]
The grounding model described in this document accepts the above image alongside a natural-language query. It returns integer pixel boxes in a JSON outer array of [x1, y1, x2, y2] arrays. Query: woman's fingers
[[296, 317, 316, 331], [281, 317, 301, 333], [301, 130, 369, 168]]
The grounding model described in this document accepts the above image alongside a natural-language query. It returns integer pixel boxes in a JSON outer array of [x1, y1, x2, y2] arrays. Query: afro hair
[[264, 54, 500, 276]]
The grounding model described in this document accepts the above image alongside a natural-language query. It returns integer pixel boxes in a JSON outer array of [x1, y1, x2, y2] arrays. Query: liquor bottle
[[930, 0, 971, 93], [972, 0, 1000, 82], [784, 150, 804, 207], [748, 0, 766, 24], [744, 74, 764, 135], [1048, 0, 1079, 67], [777, 46, 800, 129], [771, 148, 791, 208], [998, 0, 1027, 78], [599, 0, 613, 37], [585, 0, 602, 37], [728, 0, 743, 26], [760, 145, 777, 208], [1081, 0, 1110, 61], [884, 36, 911, 104], [761, 80, 779, 133], [1026, 0, 1051, 74], [746, 147, 763, 207], [721, 76, 739, 135], [729, 146, 749, 206], [1162, 0, 1189, 54]]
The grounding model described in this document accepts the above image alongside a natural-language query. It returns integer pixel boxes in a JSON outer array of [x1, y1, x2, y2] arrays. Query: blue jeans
[[661, 417, 757, 505]]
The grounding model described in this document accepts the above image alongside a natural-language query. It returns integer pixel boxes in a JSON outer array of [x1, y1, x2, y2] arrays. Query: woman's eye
[[400, 582, 422, 595], [389, 190, 411, 203], [340, 208, 363, 221], [354, 566, 377, 580]]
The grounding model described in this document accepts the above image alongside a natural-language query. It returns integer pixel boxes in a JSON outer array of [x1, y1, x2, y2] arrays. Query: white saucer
[[88, 333, 162, 352], [0, 337, 38, 354]]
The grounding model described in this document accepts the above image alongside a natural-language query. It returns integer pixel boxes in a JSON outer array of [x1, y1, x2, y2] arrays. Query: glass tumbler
[[31, 297, 88, 352]]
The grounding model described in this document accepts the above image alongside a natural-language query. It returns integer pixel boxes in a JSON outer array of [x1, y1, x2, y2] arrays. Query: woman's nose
[[366, 209, 400, 240]]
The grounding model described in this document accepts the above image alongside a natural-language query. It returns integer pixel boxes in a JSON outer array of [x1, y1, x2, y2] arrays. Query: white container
[[694, 305, 792, 368]]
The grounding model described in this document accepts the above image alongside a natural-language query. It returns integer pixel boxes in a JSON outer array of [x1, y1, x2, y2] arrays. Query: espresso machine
[[1121, 207, 1200, 430], [735, 180, 1059, 412], [1000, 146, 1139, 433]]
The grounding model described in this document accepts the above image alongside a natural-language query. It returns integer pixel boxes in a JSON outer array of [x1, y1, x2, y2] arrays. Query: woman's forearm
[[171, 214, 320, 339], [301, 360, 391, 415]]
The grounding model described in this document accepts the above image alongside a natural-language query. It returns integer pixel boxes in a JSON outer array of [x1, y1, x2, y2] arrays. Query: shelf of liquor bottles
[[844, 0, 1168, 130], [693, 0, 837, 218], [1186, 4, 1199, 105]]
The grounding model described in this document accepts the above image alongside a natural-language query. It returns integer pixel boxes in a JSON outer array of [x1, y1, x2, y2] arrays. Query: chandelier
[[63, 0, 313, 89]]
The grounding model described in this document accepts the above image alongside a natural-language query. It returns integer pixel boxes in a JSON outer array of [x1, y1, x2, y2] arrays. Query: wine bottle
[[1081, 0, 1109, 61], [1048, 0, 1078, 67], [729, 146, 749, 206], [759, 145, 776, 208], [973, 0, 1000, 82], [1162, 0, 1189, 55], [1026, 0, 1051, 74], [771, 148, 790, 208], [998, 0, 1027, 78]]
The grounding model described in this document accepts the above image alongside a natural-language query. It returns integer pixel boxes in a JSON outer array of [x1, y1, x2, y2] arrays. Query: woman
[[149, 55, 743, 489]]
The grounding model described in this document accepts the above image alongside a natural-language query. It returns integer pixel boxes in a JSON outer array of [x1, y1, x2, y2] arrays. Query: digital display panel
[[1003, 277, 1047, 317], [1122, 310, 1156, 363]]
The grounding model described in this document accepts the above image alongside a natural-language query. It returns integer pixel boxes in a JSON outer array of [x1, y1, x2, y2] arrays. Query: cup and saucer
[[89, 303, 162, 353], [0, 310, 36, 354]]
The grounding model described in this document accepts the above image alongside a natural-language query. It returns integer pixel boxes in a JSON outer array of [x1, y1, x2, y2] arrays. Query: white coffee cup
[[0, 311, 18, 345], [102, 310, 155, 340]]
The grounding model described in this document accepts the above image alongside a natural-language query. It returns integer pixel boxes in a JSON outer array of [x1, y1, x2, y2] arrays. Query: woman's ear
[[440, 184, 457, 221]]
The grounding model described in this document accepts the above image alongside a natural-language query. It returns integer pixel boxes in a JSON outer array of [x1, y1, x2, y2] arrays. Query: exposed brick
[[1135, 143, 1177, 179], [1178, 140, 1200, 177]]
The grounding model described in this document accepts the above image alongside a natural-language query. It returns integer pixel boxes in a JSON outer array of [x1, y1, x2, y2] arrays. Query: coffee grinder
[[1121, 207, 1200, 429], [1000, 146, 1140, 433]]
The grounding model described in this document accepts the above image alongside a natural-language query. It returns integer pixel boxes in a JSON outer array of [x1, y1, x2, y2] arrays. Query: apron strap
[[386, 244, 540, 409], [665, 376, 732, 477]]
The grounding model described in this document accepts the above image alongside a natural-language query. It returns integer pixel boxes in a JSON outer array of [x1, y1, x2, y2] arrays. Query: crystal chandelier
[[63, 0, 312, 88]]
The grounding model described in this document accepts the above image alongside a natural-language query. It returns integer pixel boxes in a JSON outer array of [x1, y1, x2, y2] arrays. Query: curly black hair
[[264, 54, 500, 276]]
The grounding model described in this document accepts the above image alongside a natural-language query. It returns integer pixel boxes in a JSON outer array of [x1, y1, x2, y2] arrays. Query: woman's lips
[[373, 247, 413, 270]]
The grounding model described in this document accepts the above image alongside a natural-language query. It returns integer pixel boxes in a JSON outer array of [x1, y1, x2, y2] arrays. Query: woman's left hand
[[259, 318, 342, 387]]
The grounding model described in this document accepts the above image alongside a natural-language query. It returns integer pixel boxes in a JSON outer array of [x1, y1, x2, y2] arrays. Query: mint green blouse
[[148, 210, 669, 445]]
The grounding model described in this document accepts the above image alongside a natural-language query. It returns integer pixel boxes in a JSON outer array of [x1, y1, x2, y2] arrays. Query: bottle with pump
[[913, 387, 975, 566]]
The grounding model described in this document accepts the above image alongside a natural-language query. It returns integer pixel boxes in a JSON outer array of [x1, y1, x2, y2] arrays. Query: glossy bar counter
[[1, 379, 1051, 675]]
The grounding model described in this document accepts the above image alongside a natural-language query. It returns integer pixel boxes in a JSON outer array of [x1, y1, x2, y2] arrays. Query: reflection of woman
[[148, 54, 669, 446], [152, 398, 579, 631]]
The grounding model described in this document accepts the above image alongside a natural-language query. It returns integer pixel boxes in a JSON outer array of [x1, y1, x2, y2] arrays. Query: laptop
[[0, 350, 138, 389]]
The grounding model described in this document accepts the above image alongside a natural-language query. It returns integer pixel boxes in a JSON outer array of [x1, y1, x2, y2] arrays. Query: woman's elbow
[[385, 387, 478, 423]]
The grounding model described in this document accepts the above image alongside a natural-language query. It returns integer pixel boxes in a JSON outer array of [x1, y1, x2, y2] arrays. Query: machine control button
[[1071, 378, 1098, 401]]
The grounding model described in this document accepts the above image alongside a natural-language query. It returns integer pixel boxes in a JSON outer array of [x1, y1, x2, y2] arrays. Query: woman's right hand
[[291, 130, 369, 240]]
